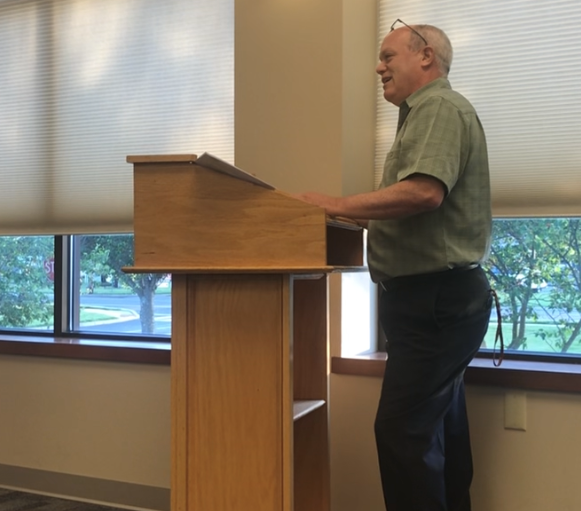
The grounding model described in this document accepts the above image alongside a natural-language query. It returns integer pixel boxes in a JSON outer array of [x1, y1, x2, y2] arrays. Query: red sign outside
[[44, 257, 55, 282]]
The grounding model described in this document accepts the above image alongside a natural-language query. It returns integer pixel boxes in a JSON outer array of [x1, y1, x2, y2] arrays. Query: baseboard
[[0, 464, 169, 511]]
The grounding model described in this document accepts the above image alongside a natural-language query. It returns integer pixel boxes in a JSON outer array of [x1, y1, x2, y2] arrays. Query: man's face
[[376, 28, 424, 106]]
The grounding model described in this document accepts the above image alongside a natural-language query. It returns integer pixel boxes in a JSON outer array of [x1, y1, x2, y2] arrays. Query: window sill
[[331, 353, 581, 393], [4, 337, 581, 393], [0, 334, 170, 365]]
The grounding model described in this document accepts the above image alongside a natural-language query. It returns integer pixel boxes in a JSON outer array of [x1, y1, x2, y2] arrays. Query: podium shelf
[[293, 400, 326, 421]]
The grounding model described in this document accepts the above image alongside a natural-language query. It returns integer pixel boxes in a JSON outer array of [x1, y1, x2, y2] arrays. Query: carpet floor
[[0, 489, 128, 511]]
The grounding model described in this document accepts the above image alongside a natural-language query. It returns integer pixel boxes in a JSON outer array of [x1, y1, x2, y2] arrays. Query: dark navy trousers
[[375, 266, 492, 511]]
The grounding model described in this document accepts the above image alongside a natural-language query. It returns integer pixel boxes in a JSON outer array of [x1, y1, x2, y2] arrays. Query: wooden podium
[[125, 154, 364, 511]]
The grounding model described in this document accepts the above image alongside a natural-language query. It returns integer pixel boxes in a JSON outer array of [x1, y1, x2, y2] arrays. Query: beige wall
[[467, 386, 581, 511], [330, 376, 581, 511], [2, 355, 581, 511], [235, 0, 376, 197], [0, 355, 170, 487]]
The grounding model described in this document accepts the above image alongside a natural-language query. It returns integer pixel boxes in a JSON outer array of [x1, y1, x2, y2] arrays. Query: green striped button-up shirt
[[367, 78, 491, 282]]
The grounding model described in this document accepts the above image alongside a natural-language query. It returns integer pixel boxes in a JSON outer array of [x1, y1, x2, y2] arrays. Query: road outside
[[79, 293, 171, 336]]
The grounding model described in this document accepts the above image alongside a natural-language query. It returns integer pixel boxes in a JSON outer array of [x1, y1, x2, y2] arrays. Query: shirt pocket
[[380, 146, 402, 187]]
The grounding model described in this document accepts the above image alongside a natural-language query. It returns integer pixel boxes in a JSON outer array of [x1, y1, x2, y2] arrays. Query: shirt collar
[[401, 77, 451, 110]]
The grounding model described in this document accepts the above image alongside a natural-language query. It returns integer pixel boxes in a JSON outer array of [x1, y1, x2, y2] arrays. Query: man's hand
[[293, 192, 342, 216]]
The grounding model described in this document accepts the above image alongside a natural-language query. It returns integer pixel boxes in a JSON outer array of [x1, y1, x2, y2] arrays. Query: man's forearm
[[296, 175, 445, 220]]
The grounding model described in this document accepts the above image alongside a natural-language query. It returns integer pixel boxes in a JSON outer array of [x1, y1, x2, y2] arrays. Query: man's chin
[[383, 92, 399, 106]]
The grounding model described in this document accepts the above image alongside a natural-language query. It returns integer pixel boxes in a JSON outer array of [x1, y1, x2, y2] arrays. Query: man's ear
[[420, 46, 436, 69]]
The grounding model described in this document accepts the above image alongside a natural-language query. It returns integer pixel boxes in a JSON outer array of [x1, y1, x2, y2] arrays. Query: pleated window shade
[[0, 0, 234, 235], [376, 1, 581, 217]]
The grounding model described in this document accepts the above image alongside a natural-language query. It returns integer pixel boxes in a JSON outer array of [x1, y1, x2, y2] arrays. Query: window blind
[[0, 0, 234, 234], [376, 0, 581, 217]]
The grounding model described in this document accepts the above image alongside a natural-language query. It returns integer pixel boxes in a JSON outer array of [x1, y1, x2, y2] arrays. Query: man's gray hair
[[408, 24, 453, 77]]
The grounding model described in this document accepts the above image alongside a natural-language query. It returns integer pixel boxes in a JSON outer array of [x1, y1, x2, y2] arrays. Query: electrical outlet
[[504, 391, 527, 431]]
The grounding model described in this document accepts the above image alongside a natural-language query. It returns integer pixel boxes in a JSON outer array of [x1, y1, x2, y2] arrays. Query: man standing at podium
[[297, 21, 493, 511]]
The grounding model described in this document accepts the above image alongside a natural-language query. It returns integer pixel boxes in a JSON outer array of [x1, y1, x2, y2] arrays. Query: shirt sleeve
[[397, 96, 466, 194]]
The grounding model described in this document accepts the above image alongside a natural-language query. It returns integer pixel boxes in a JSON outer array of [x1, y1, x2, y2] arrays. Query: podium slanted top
[[127, 153, 274, 190]]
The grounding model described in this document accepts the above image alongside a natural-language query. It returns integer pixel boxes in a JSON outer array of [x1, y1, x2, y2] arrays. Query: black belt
[[379, 264, 480, 292], [449, 263, 480, 273]]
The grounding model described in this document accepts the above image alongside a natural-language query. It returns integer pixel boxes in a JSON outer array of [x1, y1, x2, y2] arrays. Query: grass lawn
[[80, 307, 120, 322], [483, 321, 581, 354], [85, 285, 171, 295]]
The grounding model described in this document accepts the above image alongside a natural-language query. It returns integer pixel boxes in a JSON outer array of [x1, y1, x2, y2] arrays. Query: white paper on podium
[[195, 153, 275, 190]]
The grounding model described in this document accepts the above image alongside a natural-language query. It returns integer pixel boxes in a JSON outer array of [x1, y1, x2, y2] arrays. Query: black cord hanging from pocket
[[490, 288, 504, 366]]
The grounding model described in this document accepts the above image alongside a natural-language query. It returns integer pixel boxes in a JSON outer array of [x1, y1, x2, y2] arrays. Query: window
[[74, 235, 170, 337], [0, 0, 233, 346], [483, 218, 581, 356], [0, 236, 55, 331], [375, 1, 581, 360], [341, 272, 378, 357], [0, 234, 169, 339]]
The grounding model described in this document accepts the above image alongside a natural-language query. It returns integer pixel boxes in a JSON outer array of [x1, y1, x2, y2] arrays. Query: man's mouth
[[382, 77, 392, 85]]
